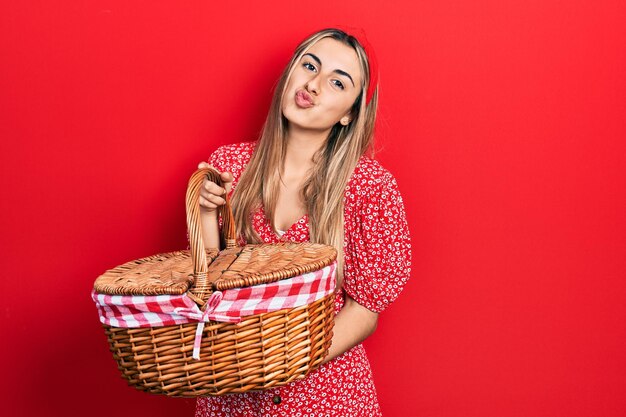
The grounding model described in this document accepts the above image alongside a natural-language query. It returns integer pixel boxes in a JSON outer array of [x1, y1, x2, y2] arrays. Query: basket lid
[[93, 243, 337, 296], [93, 250, 216, 296], [208, 242, 336, 291]]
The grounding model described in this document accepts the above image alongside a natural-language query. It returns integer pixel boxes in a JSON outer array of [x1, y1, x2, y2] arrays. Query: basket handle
[[185, 168, 237, 299]]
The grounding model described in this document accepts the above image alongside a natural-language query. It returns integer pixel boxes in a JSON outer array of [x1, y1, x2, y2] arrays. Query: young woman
[[195, 28, 411, 417]]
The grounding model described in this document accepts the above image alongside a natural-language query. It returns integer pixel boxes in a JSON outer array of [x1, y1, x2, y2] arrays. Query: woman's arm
[[200, 212, 220, 250], [322, 294, 379, 364]]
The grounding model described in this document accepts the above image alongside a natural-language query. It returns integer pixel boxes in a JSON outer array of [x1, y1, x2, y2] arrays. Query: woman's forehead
[[304, 38, 363, 83]]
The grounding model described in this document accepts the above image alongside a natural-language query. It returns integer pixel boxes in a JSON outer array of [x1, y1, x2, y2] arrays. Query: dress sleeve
[[207, 145, 229, 174], [205, 142, 255, 190], [342, 171, 412, 313]]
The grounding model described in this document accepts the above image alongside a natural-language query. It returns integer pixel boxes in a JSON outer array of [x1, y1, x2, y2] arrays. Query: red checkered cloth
[[92, 262, 336, 359]]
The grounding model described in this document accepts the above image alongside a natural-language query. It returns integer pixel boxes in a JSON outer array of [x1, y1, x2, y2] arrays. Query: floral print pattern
[[196, 142, 411, 417]]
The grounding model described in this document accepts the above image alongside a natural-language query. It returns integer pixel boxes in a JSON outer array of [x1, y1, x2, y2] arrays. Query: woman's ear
[[340, 115, 351, 126]]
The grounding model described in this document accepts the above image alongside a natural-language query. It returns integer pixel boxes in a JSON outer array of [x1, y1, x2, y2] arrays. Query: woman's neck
[[284, 125, 330, 169]]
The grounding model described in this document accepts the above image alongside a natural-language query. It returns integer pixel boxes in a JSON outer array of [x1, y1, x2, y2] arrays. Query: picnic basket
[[92, 168, 337, 397]]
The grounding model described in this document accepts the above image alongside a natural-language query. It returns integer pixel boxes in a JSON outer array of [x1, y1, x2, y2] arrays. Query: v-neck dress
[[195, 141, 412, 417]]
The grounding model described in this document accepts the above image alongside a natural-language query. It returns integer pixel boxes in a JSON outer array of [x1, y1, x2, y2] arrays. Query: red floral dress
[[195, 142, 412, 417]]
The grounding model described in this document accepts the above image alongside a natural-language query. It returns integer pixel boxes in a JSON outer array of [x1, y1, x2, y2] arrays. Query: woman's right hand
[[197, 162, 234, 216]]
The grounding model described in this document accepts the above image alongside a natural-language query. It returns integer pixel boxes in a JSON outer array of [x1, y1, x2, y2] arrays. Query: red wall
[[1, 1, 625, 416]]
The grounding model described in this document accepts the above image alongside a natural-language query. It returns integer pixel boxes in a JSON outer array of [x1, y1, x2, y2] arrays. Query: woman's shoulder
[[344, 154, 408, 218], [348, 155, 399, 195], [207, 141, 257, 175], [208, 141, 256, 163]]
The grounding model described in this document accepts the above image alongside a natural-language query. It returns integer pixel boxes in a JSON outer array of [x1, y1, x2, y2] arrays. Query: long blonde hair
[[231, 28, 379, 285]]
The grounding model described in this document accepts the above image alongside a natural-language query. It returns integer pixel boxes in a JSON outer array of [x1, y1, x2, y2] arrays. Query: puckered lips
[[295, 90, 315, 109]]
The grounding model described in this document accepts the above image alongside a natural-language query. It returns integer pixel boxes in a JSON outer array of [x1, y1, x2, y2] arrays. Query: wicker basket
[[92, 168, 337, 397]]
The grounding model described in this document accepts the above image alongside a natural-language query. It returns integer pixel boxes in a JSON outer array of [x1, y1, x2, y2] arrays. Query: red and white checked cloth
[[92, 262, 336, 359]]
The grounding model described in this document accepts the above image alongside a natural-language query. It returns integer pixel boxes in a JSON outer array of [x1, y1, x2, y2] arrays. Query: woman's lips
[[295, 90, 314, 108]]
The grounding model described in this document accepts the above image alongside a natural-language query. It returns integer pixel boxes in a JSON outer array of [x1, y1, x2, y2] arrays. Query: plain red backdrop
[[1, 1, 625, 416]]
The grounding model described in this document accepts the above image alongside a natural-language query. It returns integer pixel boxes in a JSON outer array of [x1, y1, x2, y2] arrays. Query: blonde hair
[[231, 28, 379, 286]]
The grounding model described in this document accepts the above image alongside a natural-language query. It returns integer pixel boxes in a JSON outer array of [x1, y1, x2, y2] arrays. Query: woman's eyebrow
[[303, 53, 355, 87]]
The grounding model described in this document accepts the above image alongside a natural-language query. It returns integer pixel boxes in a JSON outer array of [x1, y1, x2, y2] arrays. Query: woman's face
[[281, 37, 363, 133]]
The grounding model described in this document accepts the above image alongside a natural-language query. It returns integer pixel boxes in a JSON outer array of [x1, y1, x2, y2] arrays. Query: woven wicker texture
[[93, 250, 214, 296], [94, 167, 337, 396], [105, 294, 334, 396]]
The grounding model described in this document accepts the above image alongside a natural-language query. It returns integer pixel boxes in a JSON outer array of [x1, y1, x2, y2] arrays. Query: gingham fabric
[[92, 261, 336, 359]]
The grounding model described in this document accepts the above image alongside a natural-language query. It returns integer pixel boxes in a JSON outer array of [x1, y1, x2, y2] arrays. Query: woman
[[195, 28, 411, 417]]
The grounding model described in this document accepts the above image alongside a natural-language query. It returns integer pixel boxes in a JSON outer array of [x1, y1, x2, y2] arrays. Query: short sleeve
[[343, 171, 412, 313], [206, 142, 255, 189]]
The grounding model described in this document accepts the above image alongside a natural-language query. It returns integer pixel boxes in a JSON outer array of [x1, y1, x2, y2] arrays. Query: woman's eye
[[332, 80, 345, 90], [303, 62, 316, 72]]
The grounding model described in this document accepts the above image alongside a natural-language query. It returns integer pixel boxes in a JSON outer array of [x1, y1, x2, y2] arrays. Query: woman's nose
[[305, 73, 321, 96]]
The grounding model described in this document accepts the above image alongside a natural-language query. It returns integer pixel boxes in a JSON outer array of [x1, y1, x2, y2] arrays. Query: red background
[[1, 1, 625, 416]]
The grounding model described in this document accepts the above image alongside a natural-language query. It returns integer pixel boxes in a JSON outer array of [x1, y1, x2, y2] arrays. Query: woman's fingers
[[199, 194, 225, 209], [205, 192, 226, 205], [221, 171, 234, 194], [199, 195, 217, 210], [197, 163, 231, 193], [196, 164, 232, 210], [199, 176, 228, 212], [220, 171, 233, 183], [203, 179, 226, 196], [199, 192, 226, 209]]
